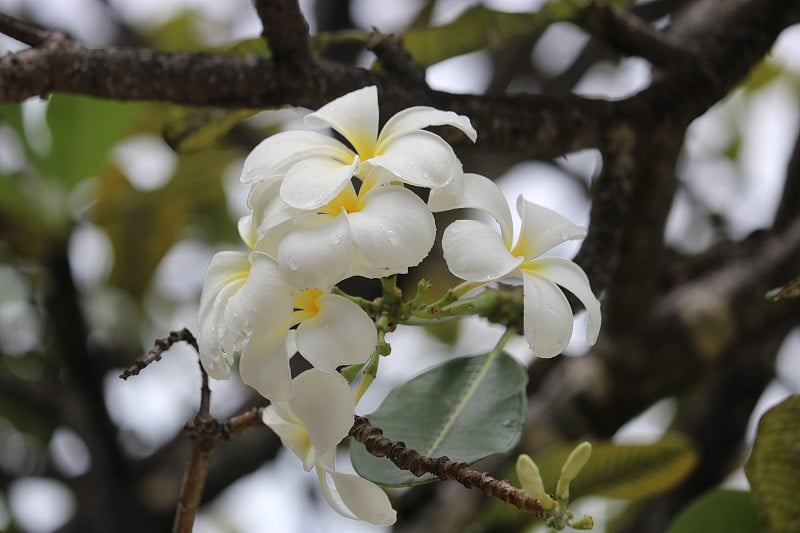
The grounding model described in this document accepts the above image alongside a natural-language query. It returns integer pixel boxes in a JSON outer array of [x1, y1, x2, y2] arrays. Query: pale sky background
[[1, 0, 799, 531]]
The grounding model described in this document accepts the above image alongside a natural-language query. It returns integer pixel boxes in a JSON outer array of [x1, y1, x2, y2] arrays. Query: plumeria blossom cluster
[[198, 86, 601, 524]]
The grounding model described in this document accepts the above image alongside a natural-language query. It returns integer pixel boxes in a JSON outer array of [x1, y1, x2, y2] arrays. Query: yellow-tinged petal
[[378, 105, 476, 145], [304, 86, 379, 159], [295, 294, 377, 372], [512, 196, 587, 260], [288, 369, 355, 454], [240, 130, 353, 184], [279, 155, 359, 210], [364, 130, 460, 189]]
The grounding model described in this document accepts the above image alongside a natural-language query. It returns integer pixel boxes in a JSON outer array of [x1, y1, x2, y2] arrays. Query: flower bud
[[516, 454, 556, 510], [556, 441, 592, 500]]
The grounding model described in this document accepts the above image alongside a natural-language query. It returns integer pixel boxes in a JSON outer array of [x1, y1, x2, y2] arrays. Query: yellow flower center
[[293, 288, 325, 321]]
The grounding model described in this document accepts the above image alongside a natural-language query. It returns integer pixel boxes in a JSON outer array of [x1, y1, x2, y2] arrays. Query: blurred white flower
[[441, 186, 601, 358], [263, 370, 397, 525], [240, 85, 477, 210]]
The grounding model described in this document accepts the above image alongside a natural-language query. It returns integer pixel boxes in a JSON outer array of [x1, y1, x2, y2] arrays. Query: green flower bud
[[556, 441, 592, 500], [516, 454, 556, 510]]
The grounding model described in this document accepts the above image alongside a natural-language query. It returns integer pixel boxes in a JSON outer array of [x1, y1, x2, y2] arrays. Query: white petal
[[237, 215, 256, 250], [347, 185, 435, 271], [521, 273, 573, 358], [240, 330, 293, 401], [277, 214, 352, 289], [304, 86, 379, 158], [346, 247, 409, 279], [379, 105, 476, 144], [247, 181, 303, 257], [198, 251, 250, 331], [514, 197, 587, 259], [289, 369, 355, 453], [280, 156, 358, 210], [262, 402, 313, 469], [296, 294, 377, 371], [320, 467, 397, 525], [241, 130, 353, 184], [428, 173, 514, 247], [198, 251, 250, 378], [533, 257, 601, 346], [223, 253, 293, 338], [364, 130, 460, 188], [442, 220, 522, 281]]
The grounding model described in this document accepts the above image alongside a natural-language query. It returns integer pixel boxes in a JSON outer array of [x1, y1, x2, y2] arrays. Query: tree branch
[[580, 2, 693, 67], [254, 0, 312, 66], [350, 416, 545, 516], [172, 340, 265, 532], [0, 12, 53, 46]]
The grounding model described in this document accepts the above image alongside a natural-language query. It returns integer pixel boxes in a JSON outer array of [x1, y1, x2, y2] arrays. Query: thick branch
[[253, 0, 312, 66], [0, 12, 52, 46], [581, 2, 693, 67]]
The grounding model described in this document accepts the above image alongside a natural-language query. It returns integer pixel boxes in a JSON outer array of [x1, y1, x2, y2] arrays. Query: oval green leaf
[[533, 433, 698, 501], [350, 351, 528, 487], [666, 489, 762, 533], [745, 395, 800, 532]]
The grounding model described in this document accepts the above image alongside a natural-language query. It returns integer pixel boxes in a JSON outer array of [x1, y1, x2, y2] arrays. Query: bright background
[[1, 0, 799, 531]]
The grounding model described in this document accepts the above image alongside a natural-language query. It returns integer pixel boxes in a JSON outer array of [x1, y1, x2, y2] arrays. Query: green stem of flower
[[353, 351, 380, 405]]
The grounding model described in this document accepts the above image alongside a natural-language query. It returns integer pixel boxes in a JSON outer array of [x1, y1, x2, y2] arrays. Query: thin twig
[[119, 328, 198, 379], [349, 416, 545, 516]]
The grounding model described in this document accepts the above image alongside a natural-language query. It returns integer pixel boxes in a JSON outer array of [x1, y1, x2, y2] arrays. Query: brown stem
[[119, 328, 198, 379], [349, 416, 545, 516], [171, 345, 265, 532]]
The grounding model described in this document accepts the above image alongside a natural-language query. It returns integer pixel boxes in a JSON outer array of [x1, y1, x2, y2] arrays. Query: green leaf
[[666, 489, 762, 533], [400, 1, 633, 68], [42, 94, 148, 188], [163, 107, 260, 152], [350, 351, 528, 487], [745, 395, 800, 532], [533, 433, 698, 501], [93, 146, 239, 295]]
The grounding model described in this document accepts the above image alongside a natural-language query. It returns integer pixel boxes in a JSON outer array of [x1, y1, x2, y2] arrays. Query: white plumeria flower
[[247, 179, 436, 288], [439, 177, 601, 357], [198, 240, 377, 400], [240, 85, 477, 210], [263, 370, 397, 525]]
